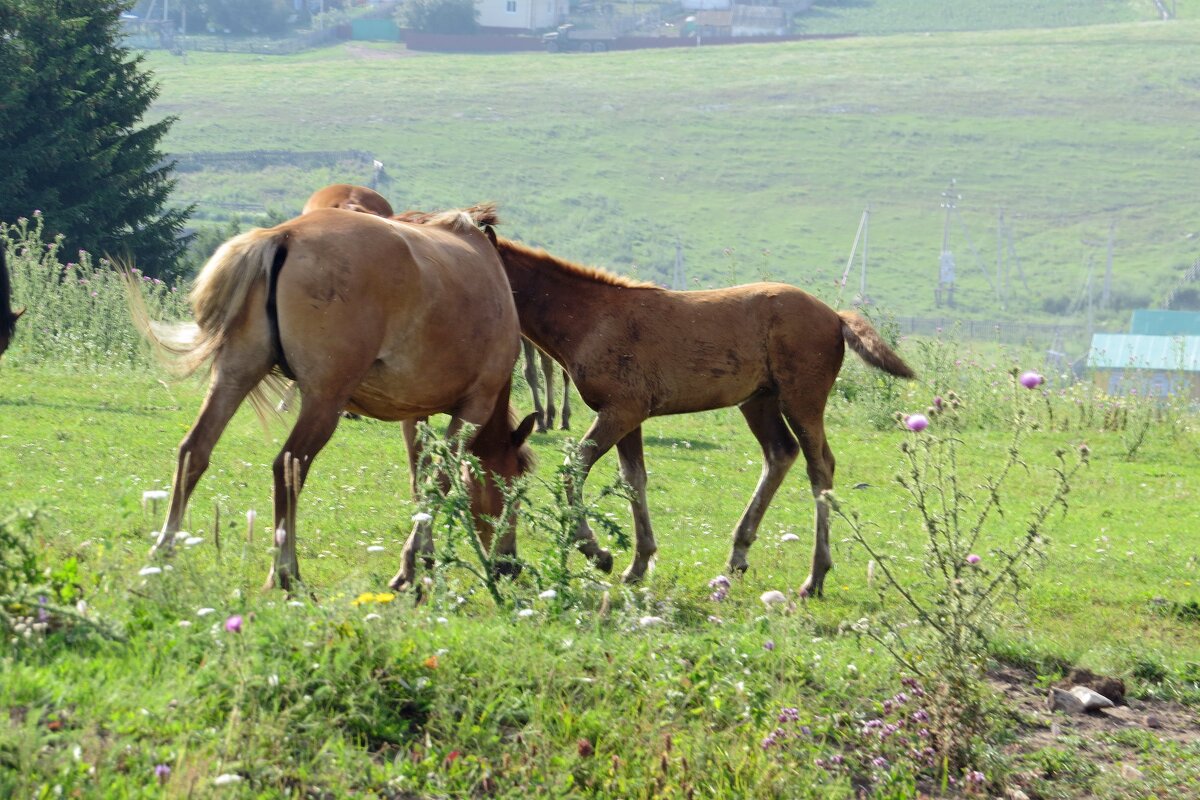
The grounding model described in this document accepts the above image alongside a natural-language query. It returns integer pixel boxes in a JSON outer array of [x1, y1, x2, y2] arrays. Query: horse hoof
[[493, 558, 523, 580], [592, 550, 614, 574], [726, 560, 749, 576], [621, 567, 644, 584], [799, 576, 824, 599]]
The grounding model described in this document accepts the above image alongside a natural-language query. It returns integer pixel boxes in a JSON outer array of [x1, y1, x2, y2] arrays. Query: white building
[[476, 0, 568, 31]]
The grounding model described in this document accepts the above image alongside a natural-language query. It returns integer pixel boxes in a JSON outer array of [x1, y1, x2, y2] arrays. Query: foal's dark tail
[[838, 311, 916, 379]]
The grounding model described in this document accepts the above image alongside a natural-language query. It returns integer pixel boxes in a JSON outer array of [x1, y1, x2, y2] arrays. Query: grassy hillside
[[142, 19, 1200, 338], [800, 0, 1172, 35]]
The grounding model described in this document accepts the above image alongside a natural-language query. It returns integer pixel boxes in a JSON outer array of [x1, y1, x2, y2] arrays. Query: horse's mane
[[495, 237, 657, 290], [393, 203, 499, 234]]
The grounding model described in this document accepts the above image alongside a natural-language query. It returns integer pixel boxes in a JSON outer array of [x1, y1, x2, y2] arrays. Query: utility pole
[[1102, 220, 1114, 309], [858, 205, 870, 304], [938, 180, 957, 308]]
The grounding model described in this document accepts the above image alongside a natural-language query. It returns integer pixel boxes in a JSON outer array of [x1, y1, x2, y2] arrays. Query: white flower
[[142, 489, 168, 503], [288, 600, 305, 607], [435, 616, 449, 624], [138, 566, 162, 576], [267, 674, 280, 687], [780, 533, 801, 543], [363, 613, 382, 622], [516, 608, 536, 618], [366, 545, 385, 553], [173, 531, 190, 541], [177, 620, 192, 627], [412, 512, 433, 523], [760, 590, 788, 606], [538, 589, 558, 600], [638, 615, 665, 627], [184, 537, 203, 546], [213, 774, 242, 786], [196, 608, 217, 617], [846, 664, 858, 674]]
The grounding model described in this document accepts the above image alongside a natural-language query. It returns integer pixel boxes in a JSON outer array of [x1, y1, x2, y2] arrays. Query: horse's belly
[[348, 364, 471, 421]]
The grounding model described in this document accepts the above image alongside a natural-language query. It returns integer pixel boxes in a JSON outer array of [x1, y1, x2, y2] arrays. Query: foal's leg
[[521, 339, 547, 432], [559, 367, 572, 431], [781, 406, 836, 598], [154, 360, 268, 554], [266, 395, 344, 592], [541, 351, 557, 431], [568, 410, 642, 573], [727, 394, 800, 575], [616, 427, 657, 583]]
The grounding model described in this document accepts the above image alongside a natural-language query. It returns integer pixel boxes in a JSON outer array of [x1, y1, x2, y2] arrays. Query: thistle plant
[[825, 370, 1088, 772]]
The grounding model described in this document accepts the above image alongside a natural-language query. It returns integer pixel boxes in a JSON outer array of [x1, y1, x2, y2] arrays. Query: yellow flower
[[352, 591, 397, 606]]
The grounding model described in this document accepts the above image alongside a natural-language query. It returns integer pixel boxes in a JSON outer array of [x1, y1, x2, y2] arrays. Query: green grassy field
[[143, 19, 1200, 340], [3, 342, 1199, 796]]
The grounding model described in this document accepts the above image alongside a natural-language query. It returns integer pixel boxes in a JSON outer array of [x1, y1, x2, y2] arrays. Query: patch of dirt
[[989, 665, 1199, 749]]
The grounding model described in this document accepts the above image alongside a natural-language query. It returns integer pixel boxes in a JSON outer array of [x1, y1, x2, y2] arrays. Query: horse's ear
[[512, 412, 537, 446], [484, 225, 498, 246]]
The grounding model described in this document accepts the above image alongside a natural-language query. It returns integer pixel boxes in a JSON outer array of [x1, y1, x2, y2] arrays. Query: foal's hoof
[[493, 557, 523, 580], [726, 559, 749, 576], [798, 575, 824, 600], [591, 549, 614, 574]]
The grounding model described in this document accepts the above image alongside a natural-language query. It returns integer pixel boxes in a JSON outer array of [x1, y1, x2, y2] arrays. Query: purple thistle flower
[[154, 763, 171, 784], [763, 639, 775, 651], [224, 615, 243, 633], [872, 756, 889, 769], [966, 553, 981, 565], [1019, 371, 1044, 389], [904, 413, 929, 432]]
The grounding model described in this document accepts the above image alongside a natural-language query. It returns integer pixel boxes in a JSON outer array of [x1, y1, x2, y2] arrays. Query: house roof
[[1088, 333, 1200, 372], [1129, 309, 1200, 336]]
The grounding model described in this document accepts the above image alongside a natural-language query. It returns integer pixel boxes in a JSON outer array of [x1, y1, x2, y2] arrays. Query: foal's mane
[[496, 237, 657, 290]]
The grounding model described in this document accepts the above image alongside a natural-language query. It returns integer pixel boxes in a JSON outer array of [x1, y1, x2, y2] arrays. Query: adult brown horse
[[302, 184, 576, 435], [1, 247, 25, 359], [130, 207, 534, 591], [425, 205, 914, 598]]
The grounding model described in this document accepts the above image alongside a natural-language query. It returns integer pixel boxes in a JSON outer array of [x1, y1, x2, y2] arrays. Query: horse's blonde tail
[[126, 227, 290, 423], [838, 311, 916, 379]]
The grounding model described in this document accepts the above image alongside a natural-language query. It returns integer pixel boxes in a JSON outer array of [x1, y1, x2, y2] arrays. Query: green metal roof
[[1129, 310, 1200, 336], [1088, 333, 1200, 372]]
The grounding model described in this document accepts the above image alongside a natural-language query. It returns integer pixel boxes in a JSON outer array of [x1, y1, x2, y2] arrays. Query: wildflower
[[412, 512, 433, 523], [363, 613, 382, 622], [224, 615, 243, 633], [275, 526, 287, 548], [967, 770, 986, 785], [154, 764, 171, 785], [904, 413, 929, 432], [577, 737, 594, 757], [138, 566, 162, 576], [778, 707, 800, 723], [538, 589, 557, 600], [638, 615, 665, 627], [871, 756, 889, 769], [184, 536, 203, 546], [213, 774, 242, 786], [246, 509, 256, 535], [709, 574, 731, 601], [780, 532, 801, 542], [517, 608, 535, 618], [366, 545, 385, 552], [446, 750, 461, 764], [763, 639, 775, 651], [760, 590, 788, 606], [142, 489, 168, 506], [1019, 371, 1044, 389], [196, 607, 217, 617], [846, 663, 858, 675], [966, 553, 981, 565]]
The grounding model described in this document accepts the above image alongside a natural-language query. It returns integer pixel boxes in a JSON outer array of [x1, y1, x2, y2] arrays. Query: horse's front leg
[[568, 411, 641, 574], [616, 427, 656, 583]]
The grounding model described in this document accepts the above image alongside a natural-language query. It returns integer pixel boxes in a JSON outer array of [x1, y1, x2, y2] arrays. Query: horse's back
[[273, 209, 519, 420], [301, 184, 394, 217]]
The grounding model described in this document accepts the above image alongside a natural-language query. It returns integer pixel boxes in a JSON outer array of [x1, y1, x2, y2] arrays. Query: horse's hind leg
[[266, 395, 344, 592], [781, 402, 836, 598], [727, 393, 800, 575], [154, 357, 270, 554], [521, 339, 547, 432]]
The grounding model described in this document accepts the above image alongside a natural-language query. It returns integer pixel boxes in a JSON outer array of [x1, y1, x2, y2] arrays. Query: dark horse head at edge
[[0, 247, 25, 359]]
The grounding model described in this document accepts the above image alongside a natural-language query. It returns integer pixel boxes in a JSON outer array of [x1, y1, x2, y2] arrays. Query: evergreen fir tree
[[0, 0, 191, 278]]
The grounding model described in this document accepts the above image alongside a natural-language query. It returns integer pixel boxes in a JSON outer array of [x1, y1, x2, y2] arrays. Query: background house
[[1088, 311, 1200, 400], [477, 0, 568, 31]]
